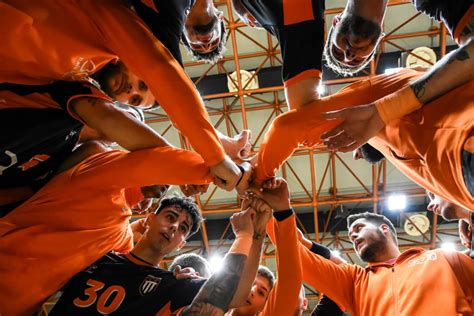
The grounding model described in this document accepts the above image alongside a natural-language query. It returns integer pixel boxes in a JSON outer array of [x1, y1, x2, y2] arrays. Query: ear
[[217, 10, 224, 20], [380, 224, 390, 236], [302, 298, 309, 311], [332, 13, 342, 26], [176, 239, 187, 251]]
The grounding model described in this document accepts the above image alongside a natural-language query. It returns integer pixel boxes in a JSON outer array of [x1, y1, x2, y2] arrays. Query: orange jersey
[[259, 213, 302, 316], [0, 0, 224, 165], [301, 245, 474, 315], [255, 69, 474, 209], [370, 80, 474, 210], [0, 147, 213, 316]]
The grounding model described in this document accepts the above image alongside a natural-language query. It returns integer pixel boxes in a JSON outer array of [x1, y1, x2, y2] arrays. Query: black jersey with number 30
[[50, 253, 206, 316]]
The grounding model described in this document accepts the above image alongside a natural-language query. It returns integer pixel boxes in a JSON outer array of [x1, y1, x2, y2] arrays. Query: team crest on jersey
[[139, 275, 162, 296]]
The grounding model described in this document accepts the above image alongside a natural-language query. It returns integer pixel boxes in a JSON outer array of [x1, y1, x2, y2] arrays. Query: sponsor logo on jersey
[[407, 252, 437, 268], [139, 275, 162, 296]]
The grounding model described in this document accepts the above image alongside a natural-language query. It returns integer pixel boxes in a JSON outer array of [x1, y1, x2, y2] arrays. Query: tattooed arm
[[228, 197, 272, 307], [182, 208, 256, 315], [410, 37, 474, 105]]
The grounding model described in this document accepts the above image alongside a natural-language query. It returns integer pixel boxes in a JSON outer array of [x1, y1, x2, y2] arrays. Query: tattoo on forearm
[[410, 44, 471, 102], [253, 232, 264, 240], [182, 253, 246, 315]]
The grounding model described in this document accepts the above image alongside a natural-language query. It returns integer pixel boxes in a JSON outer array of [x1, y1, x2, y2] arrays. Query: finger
[[324, 132, 354, 150], [321, 109, 346, 120], [335, 140, 361, 153], [213, 177, 233, 191], [320, 125, 345, 140], [241, 197, 252, 211]]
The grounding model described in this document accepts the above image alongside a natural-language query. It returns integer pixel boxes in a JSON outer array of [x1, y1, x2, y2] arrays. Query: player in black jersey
[[232, 0, 326, 111], [320, 0, 474, 155], [132, 0, 227, 64], [51, 195, 272, 315], [0, 61, 172, 215]]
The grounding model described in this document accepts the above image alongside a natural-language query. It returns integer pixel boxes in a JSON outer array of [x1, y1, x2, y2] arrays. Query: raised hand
[[210, 155, 242, 191], [219, 130, 253, 162], [230, 207, 255, 238], [250, 178, 291, 212], [248, 197, 272, 240], [320, 103, 384, 153]]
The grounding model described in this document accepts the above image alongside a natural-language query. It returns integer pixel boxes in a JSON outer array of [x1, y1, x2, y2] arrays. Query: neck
[[375, 243, 401, 263], [130, 239, 166, 267], [348, 0, 387, 23]]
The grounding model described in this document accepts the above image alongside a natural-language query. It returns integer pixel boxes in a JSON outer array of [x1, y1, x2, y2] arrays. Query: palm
[[321, 104, 384, 152]]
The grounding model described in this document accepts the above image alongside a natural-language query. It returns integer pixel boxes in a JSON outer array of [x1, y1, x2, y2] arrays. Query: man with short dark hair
[[297, 211, 474, 315], [132, 0, 227, 64], [50, 196, 269, 315], [0, 144, 216, 315]]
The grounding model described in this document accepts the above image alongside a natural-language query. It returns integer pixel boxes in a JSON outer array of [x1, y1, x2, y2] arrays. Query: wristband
[[310, 242, 332, 260], [229, 233, 253, 256], [374, 85, 422, 124], [273, 208, 294, 221]]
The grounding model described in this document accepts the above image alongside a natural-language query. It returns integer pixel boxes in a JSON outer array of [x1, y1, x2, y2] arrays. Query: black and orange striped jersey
[[240, 0, 325, 84], [0, 81, 98, 189], [0, 108, 81, 189], [50, 252, 206, 316], [0, 80, 113, 189], [412, 0, 473, 43], [132, 0, 191, 65]]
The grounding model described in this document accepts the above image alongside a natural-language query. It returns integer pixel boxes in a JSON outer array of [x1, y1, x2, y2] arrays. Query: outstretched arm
[[70, 97, 171, 151], [321, 39, 474, 152], [181, 208, 256, 315], [228, 197, 272, 307], [86, 2, 242, 190]]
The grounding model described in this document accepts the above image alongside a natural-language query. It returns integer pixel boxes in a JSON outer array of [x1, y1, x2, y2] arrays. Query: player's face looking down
[[97, 61, 156, 109], [324, 13, 383, 75], [426, 192, 470, 221]]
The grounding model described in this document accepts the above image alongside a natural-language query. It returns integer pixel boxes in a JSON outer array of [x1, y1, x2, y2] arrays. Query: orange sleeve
[[445, 251, 474, 309], [87, 2, 225, 166], [300, 245, 357, 312], [262, 214, 302, 316], [71, 147, 213, 189], [254, 69, 424, 184]]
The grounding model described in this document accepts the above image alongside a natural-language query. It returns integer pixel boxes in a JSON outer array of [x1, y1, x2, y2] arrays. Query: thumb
[[321, 109, 347, 120]]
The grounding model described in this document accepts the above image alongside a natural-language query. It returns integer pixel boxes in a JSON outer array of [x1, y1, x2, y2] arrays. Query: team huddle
[[0, 0, 473, 315]]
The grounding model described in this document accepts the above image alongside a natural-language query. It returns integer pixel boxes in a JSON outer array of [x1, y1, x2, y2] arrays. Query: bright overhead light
[[387, 194, 407, 211], [317, 84, 326, 95], [384, 67, 404, 74], [209, 255, 224, 273], [441, 242, 456, 252], [331, 249, 342, 258]]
